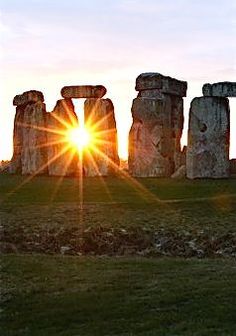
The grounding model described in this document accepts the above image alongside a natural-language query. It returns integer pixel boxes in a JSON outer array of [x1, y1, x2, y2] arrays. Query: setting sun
[[66, 126, 91, 151]]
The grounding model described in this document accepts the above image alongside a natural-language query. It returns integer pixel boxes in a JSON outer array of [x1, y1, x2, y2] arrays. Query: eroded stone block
[[47, 99, 79, 176], [186, 97, 230, 179], [128, 97, 175, 177], [84, 98, 119, 176], [21, 102, 48, 175], [13, 90, 44, 106], [203, 82, 236, 97], [135, 73, 187, 97], [61, 85, 107, 99]]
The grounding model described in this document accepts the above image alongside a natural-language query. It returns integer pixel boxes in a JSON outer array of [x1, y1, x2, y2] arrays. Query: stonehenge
[[129, 73, 187, 177], [9, 86, 119, 176], [7, 76, 236, 179]]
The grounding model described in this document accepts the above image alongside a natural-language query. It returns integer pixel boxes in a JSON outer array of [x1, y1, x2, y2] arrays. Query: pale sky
[[0, 0, 235, 160]]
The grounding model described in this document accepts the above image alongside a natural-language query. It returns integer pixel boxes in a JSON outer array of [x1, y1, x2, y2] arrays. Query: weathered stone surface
[[21, 102, 48, 175], [47, 99, 79, 176], [186, 97, 230, 179], [9, 101, 48, 175], [8, 106, 25, 174], [13, 90, 44, 106], [135, 73, 187, 97], [84, 98, 119, 176], [61, 85, 106, 99], [230, 159, 236, 176], [129, 97, 174, 177], [171, 96, 184, 170], [171, 165, 186, 179], [203, 82, 236, 97]]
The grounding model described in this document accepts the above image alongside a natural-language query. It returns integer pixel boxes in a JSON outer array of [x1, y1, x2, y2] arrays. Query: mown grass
[[1, 254, 236, 336], [1, 174, 236, 204], [1, 175, 236, 335]]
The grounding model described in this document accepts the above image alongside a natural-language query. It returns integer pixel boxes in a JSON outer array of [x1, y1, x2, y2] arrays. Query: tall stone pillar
[[47, 99, 79, 176], [129, 73, 187, 177], [84, 98, 119, 176], [186, 97, 230, 179], [9, 90, 48, 175]]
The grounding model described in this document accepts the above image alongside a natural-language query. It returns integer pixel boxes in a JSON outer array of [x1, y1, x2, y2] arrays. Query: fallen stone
[[84, 98, 119, 176], [171, 165, 186, 179], [186, 97, 230, 179], [203, 82, 236, 97], [13, 90, 44, 106], [61, 85, 107, 99], [47, 99, 79, 176], [135, 73, 187, 97]]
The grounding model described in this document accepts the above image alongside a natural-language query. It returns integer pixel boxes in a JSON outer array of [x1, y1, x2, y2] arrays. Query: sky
[[0, 0, 235, 160]]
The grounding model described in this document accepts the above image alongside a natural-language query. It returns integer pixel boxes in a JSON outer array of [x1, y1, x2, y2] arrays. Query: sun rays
[[2, 101, 162, 219]]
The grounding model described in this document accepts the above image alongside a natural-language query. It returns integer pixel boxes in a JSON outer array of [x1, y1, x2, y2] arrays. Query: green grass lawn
[[1, 255, 236, 336], [1, 175, 236, 335]]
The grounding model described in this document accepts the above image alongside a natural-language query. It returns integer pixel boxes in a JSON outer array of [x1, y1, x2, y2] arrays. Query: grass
[[1, 254, 236, 336], [1, 174, 236, 204], [1, 174, 236, 334]]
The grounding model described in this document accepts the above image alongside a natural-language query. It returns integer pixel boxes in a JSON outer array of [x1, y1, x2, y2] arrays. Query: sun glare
[[67, 126, 91, 151]]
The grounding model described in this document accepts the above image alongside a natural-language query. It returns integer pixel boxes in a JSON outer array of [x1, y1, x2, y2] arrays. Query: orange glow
[[66, 126, 92, 151]]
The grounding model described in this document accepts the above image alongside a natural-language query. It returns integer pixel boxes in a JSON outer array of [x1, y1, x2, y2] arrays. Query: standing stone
[[129, 73, 186, 177], [47, 99, 79, 176], [61, 85, 107, 99], [129, 97, 174, 177], [186, 97, 230, 179], [21, 101, 48, 175], [84, 98, 119, 176], [203, 82, 236, 97], [9, 91, 48, 175]]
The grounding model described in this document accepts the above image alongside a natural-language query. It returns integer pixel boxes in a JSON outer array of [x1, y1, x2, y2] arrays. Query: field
[[1, 174, 236, 335]]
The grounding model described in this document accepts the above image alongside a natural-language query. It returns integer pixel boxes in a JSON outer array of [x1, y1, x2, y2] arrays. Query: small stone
[[171, 165, 186, 179], [61, 85, 107, 99], [0, 242, 18, 253], [203, 82, 236, 97], [60, 246, 71, 255], [135, 73, 187, 97], [13, 90, 44, 106]]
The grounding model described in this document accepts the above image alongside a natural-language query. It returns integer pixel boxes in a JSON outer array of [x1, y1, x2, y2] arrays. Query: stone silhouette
[[8, 77, 235, 180], [10, 90, 48, 175], [129, 73, 187, 177], [9, 85, 119, 176], [47, 99, 79, 176], [84, 98, 119, 176]]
